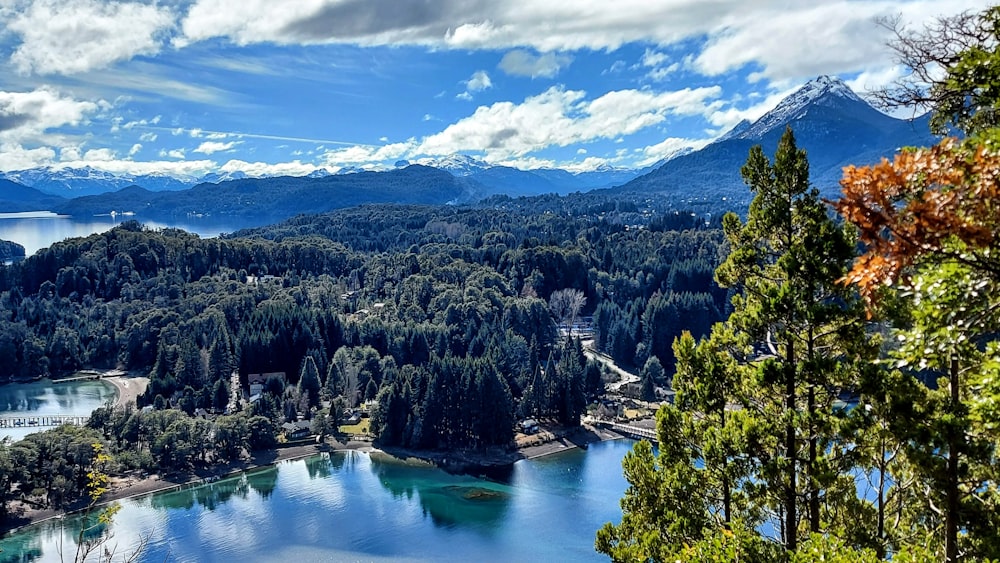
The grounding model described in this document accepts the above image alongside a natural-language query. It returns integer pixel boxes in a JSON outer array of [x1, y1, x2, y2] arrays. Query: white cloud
[[0, 88, 101, 140], [129, 143, 143, 156], [193, 140, 240, 155], [419, 85, 721, 159], [54, 158, 217, 178], [647, 63, 680, 82], [0, 143, 56, 170], [705, 86, 796, 132], [457, 70, 493, 100], [59, 147, 82, 162], [219, 159, 324, 177], [466, 70, 493, 92], [139, 132, 158, 142], [6, 0, 175, 75], [173, 1, 990, 87], [498, 50, 572, 78], [0, 88, 105, 168], [123, 115, 161, 130], [641, 49, 669, 69], [322, 140, 417, 165], [159, 148, 186, 159], [83, 148, 116, 161], [636, 136, 709, 167]]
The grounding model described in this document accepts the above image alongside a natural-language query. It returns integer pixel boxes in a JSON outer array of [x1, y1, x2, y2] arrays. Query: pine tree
[[298, 356, 322, 409]]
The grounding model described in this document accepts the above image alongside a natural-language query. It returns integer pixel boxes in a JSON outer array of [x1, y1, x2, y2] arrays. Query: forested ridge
[[0, 195, 727, 519]]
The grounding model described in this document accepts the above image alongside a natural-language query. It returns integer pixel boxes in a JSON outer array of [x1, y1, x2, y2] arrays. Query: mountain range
[[0, 75, 939, 220]]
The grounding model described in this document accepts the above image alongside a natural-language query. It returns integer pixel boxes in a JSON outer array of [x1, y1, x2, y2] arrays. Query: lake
[[0, 379, 118, 441], [0, 440, 635, 562], [0, 212, 255, 258]]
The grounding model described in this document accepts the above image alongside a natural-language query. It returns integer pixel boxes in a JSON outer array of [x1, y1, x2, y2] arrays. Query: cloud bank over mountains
[[0, 0, 989, 177]]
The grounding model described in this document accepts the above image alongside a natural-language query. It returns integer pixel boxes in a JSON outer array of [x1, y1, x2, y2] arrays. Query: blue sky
[[0, 0, 989, 178]]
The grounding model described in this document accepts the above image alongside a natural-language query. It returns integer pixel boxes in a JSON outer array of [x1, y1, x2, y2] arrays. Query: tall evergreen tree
[[599, 128, 869, 558], [298, 355, 322, 409]]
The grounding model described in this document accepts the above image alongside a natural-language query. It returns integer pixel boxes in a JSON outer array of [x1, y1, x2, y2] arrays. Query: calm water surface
[[0, 440, 635, 562], [0, 379, 117, 441], [0, 212, 253, 257]]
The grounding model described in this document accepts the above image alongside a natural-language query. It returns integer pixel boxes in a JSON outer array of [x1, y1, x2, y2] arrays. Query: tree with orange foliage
[[835, 135, 1000, 562], [835, 136, 1000, 304]]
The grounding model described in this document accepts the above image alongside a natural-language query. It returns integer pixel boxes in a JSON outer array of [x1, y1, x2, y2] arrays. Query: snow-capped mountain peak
[[417, 154, 492, 176], [739, 75, 867, 140]]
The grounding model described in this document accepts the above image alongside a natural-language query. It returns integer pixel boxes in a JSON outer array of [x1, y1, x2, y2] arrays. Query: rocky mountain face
[[616, 75, 937, 208]]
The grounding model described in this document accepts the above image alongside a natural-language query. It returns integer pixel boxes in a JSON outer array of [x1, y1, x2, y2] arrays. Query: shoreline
[[1, 424, 627, 537]]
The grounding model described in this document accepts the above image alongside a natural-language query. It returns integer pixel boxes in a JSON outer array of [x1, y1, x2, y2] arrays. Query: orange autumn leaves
[[834, 137, 1000, 303]]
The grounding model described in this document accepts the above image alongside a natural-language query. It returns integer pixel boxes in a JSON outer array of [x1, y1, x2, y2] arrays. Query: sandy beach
[[102, 374, 149, 409]]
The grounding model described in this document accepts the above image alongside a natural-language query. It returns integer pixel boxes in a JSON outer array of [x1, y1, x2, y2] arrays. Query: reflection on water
[[0, 380, 116, 441], [370, 455, 511, 529], [0, 441, 636, 562]]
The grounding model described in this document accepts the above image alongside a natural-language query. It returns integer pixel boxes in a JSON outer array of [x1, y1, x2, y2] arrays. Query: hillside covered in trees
[[0, 192, 727, 519]]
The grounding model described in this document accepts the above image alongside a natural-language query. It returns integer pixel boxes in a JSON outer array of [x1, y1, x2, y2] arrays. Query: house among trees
[[281, 420, 311, 440], [248, 372, 286, 397], [519, 418, 540, 434]]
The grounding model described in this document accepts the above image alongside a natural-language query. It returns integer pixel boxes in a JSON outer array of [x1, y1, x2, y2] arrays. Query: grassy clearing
[[339, 419, 371, 435]]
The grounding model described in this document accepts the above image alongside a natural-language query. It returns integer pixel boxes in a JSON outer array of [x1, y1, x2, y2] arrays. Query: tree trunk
[[945, 357, 960, 562], [721, 408, 732, 526], [785, 340, 797, 552], [808, 384, 819, 533]]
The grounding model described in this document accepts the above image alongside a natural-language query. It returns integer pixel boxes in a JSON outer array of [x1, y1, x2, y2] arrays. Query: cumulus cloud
[[457, 70, 492, 100], [219, 159, 325, 177], [193, 140, 240, 155], [54, 158, 217, 178], [172, 1, 988, 85], [498, 50, 572, 78], [322, 140, 417, 165], [466, 70, 493, 92], [83, 148, 116, 161], [0, 143, 57, 170], [129, 143, 143, 156], [420, 85, 721, 159], [636, 137, 709, 167], [0, 88, 101, 137], [159, 148, 186, 159], [139, 132, 158, 142], [6, 0, 175, 75]]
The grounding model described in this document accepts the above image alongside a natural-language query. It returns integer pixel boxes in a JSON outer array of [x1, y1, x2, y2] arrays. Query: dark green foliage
[[0, 196, 728, 458]]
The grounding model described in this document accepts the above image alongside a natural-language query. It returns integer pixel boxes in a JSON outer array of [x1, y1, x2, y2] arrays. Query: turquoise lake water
[[0, 440, 635, 562], [0, 379, 117, 441]]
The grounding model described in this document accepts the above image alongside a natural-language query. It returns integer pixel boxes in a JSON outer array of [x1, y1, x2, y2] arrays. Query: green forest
[[3, 6, 1000, 563], [0, 192, 726, 519]]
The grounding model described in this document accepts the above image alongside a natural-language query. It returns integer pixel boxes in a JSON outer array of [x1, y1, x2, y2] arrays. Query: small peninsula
[[0, 239, 25, 262]]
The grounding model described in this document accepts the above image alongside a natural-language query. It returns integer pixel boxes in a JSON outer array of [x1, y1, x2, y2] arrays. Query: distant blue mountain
[[0, 179, 67, 211], [616, 75, 937, 209], [53, 165, 479, 221]]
